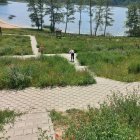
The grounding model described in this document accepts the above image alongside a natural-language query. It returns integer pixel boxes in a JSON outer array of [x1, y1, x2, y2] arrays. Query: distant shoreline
[[0, 19, 22, 28]]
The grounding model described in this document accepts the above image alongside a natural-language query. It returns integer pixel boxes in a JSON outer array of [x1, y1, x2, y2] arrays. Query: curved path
[[0, 35, 140, 140]]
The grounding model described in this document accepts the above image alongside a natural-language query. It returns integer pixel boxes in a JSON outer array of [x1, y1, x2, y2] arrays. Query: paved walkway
[[0, 35, 140, 140]]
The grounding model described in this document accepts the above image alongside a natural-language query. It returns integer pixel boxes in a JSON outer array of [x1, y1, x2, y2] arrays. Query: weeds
[[0, 110, 19, 131]]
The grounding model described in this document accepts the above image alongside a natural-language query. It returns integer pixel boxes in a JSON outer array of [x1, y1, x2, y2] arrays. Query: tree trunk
[[104, 10, 107, 36], [104, 24, 107, 36], [89, 0, 92, 36], [65, 13, 68, 33], [79, 8, 82, 35], [40, 14, 43, 30], [95, 26, 98, 36], [65, 3, 69, 34]]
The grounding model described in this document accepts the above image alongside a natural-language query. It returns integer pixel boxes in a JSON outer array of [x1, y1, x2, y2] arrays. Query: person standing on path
[[69, 49, 75, 62]]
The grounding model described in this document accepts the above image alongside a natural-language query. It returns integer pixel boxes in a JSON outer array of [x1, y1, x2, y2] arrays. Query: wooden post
[[38, 45, 45, 54], [0, 27, 2, 36], [55, 29, 62, 39]]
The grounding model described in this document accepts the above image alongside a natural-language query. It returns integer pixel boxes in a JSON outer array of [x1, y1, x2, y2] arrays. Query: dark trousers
[[71, 53, 74, 61]]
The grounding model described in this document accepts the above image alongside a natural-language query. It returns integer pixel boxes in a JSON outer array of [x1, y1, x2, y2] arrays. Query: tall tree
[[46, 0, 64, 32], [126, 3, 140, 36], [78, 0, 84, 35], [94, 0, 105, 36], [28, 0, 46, 30], [103, 0, 114, 36], [89, 0, 93, 36], [65, 0, 75, 33]]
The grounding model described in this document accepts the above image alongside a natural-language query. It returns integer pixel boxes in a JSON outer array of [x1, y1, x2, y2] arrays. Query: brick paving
[[0, 35, 140, 140]]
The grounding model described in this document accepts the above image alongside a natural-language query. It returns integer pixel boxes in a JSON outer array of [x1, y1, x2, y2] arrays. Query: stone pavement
[[2, 111, 55, 140], [0, 78, 140, 140], [0, 35, 140, 140]]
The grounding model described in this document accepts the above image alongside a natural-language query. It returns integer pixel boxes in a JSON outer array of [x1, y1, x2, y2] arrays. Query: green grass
[[0, 35, 32, 55], [0, 110, 19, 131], [0, 56, 95, 89], [50, 92, 140, 140], [2, 28, 140, 82], [77, 51, 140, 82]]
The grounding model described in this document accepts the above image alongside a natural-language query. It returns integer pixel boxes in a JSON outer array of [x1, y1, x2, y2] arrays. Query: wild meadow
[[0, 56, 95, 89], [0, 35, 32, 55], [2, 28, 140, 82], [50, 92, 140, 140]]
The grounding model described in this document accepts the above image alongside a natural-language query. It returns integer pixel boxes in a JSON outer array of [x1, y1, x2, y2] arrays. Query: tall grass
[[128, 62, 140, 74], [0, 56, 95, 89], [0, 35, 32, 55], [78, 52, 140, 82], [2, 28, 140, 82]]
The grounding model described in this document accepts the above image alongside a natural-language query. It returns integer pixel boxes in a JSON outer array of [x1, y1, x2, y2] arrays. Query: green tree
[[126, 3, 140, 36], [89, 0, 94, 36], [65, 0, 75, 33], [103, 0, 114, 36], [46, 0, 64, 32], [94, 0, 105, 36], [28, 0, 46, 30], [78, 0, 84, 35]]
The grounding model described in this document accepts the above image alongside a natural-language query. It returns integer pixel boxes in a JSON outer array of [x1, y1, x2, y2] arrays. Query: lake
[[0, 1, 128, 36]]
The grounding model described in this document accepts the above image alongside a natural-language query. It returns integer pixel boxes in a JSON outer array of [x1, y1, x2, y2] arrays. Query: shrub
[[63, 93, 140, 140], [4, 65, 32, 89], [108, 92, 140, 129]]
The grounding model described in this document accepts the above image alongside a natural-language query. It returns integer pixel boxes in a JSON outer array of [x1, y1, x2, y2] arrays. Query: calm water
[[0, 1, 128, 36]]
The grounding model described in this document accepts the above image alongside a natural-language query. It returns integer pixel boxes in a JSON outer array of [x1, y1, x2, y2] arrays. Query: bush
[[4, 65, 32, 89], [109, 93, 140, 129], [63, 93, 140, 140]]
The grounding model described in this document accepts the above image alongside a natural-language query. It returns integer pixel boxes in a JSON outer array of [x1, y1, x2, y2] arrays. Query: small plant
[[50, 110, 69, 126], [38, 128, 48, 140], [0, 109, 19, 131]]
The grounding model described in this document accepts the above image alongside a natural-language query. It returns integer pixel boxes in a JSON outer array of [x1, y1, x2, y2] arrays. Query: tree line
[[0, 0, 7, 3], [27, 0, 140, 36], [28, 0, 114, 36], [111, 0, 140, 6]]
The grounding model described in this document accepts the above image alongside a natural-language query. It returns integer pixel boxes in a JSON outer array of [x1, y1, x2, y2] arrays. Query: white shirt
[[69, 50, 74, 54]]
